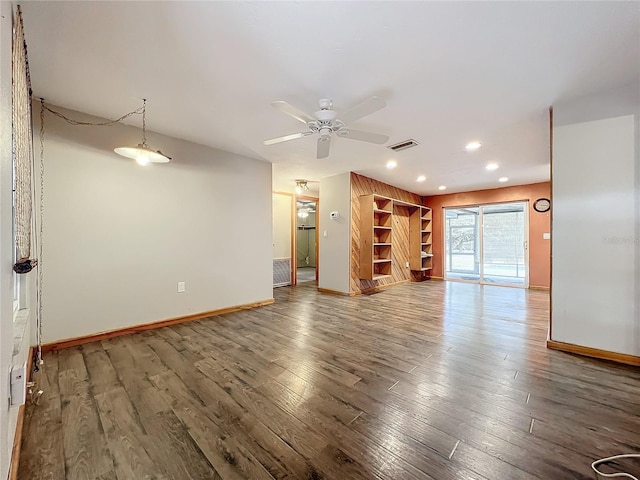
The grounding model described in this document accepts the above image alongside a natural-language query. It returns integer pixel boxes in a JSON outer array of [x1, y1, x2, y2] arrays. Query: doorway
[[296, 198, 317, 283], [444, 201, 528, 287]]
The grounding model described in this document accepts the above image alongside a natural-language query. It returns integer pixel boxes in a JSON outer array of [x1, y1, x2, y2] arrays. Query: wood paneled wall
[[350, 173, 423, 293]]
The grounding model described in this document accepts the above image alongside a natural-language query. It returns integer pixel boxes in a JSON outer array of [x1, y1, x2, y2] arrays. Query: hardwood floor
[[18, 281, 640, 480]]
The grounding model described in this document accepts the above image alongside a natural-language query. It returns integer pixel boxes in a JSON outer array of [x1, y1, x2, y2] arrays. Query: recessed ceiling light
[[438, 185, 447, 191], [416, 175, 426, 182], [386, 159, 397, 169], [498, 177, 509, 183], [486, 163, 499, 171], [465, 141, 482, 151]]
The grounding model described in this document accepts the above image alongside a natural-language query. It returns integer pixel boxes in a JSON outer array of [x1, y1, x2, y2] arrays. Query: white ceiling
[[21, 1, 640, 195]]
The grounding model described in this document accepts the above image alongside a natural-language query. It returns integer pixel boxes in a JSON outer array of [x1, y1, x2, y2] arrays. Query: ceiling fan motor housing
[[318, 98, 333, 109], [264, 96, 388, 158]]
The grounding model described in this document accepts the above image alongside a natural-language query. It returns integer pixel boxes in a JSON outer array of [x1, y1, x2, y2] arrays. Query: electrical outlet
[[177, 281, 186, 293], [405, 261, 410, 268]]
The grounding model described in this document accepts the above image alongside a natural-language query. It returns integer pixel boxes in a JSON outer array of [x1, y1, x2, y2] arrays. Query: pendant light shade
[[114, 99, 171, 165], [114, 144, 171, 165]]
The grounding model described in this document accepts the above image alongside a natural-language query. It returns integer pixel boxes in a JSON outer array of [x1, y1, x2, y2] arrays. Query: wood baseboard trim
[[42, 299, 275, 353], [547, 340, 640, 367], [9, 405, 25, 480], [429, 276, 444, 281], [529, 285, 550, 291], [353, 279, 410, 296], [317, 287, 353, 296], [9, 346, 34, 480]]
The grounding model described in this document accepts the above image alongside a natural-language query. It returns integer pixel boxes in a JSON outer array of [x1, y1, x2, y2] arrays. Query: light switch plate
[[10, 362, 26, 407], [177, 281, 186, 293], [543, 233, 551, 240]]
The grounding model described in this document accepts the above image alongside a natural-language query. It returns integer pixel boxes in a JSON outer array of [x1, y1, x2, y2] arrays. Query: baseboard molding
[[429, 276, 444, 281], [9, 405, 25, 480], [317, 287, 353, 296], [9, 346, 34, 480], [547, 340, 640, 367], [529, 285, 550, 291], [42, 299, 275, 353], [353, 279, 410, 296]]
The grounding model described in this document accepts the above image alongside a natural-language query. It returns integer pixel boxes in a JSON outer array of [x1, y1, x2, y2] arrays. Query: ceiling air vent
[[387, 139, 420, 152]]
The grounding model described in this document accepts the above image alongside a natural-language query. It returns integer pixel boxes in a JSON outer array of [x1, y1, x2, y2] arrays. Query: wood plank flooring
[[18, 281, 640, 480]]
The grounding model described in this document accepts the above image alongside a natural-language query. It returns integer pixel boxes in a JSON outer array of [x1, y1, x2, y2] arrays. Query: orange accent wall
[[424, 182, 551, 288]]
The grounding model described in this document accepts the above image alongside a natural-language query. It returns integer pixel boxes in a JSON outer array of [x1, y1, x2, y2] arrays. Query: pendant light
[[114, 99, 171, 165], [295, 179, 310, 194]]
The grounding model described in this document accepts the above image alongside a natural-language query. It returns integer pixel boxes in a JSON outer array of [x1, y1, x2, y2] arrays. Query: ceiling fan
[[263, 96, 389, 159]]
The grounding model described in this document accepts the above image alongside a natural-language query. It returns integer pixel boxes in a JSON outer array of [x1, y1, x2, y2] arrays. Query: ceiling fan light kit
[[264, 96, 389, 159], [295, 179, 310, 194]]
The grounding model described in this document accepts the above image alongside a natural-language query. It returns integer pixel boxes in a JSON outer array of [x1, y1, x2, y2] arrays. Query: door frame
[[443, 200, 530, 288], [294, 194, 319, 284]]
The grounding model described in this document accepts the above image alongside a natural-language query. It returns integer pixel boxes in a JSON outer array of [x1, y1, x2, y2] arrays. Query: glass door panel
[[445, 207, 480, 281], [481, 202, 527, 286], [444, 202, 528, 288]]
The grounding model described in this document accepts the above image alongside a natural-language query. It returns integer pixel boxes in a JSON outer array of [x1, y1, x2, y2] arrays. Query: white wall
[[0, 3, 15, 476], [272, 192, 292, 259], [36, 103, 273, 342], [552, 112, 638, 355], [318, 173, 351, 293]]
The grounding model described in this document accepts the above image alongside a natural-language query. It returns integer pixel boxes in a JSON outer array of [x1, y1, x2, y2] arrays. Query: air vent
[[387, 139, 420, 152]]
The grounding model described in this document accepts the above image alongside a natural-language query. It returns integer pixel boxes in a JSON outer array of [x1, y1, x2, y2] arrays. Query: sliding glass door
[[445, 207, 480, 281], [444, 202, 528, 287]]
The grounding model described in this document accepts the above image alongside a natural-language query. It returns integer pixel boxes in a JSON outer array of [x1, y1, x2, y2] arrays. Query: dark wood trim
[[9, 406, 25, 480], [549, 106, 554, 340], [25, 345, 35, 384], [315, 199, 319, 282], [42, 299, 275, 353], [547, 339, 640, 367], [293, 194, 298, 287], [529, 285, 550, 291], [317, 287, 354, 296], [9, 346, 34, 480]]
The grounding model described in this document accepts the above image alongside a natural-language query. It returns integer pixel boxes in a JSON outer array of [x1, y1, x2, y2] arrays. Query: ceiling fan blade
[[317, 136, 331, 159], [271, 101, 315, 125], [338, 96, 386, 124], [339, 129, 389, 144], [263, 131, 312, 146]]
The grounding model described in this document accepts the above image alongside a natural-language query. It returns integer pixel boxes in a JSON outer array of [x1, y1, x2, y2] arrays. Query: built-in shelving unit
[[360, 194, 434, 281], [360, 194, 393, 280], [410, 206, 433, 272]]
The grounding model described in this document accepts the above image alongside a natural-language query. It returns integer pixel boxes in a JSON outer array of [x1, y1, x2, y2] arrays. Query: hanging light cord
[[36, 99, 45, 366], [32, 98, 148, 388], [40, 100, 144, 127], [141, 98, 147, 147]]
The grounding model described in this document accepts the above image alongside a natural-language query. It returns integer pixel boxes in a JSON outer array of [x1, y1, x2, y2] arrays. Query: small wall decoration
[[533, 198, 551, 213]]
